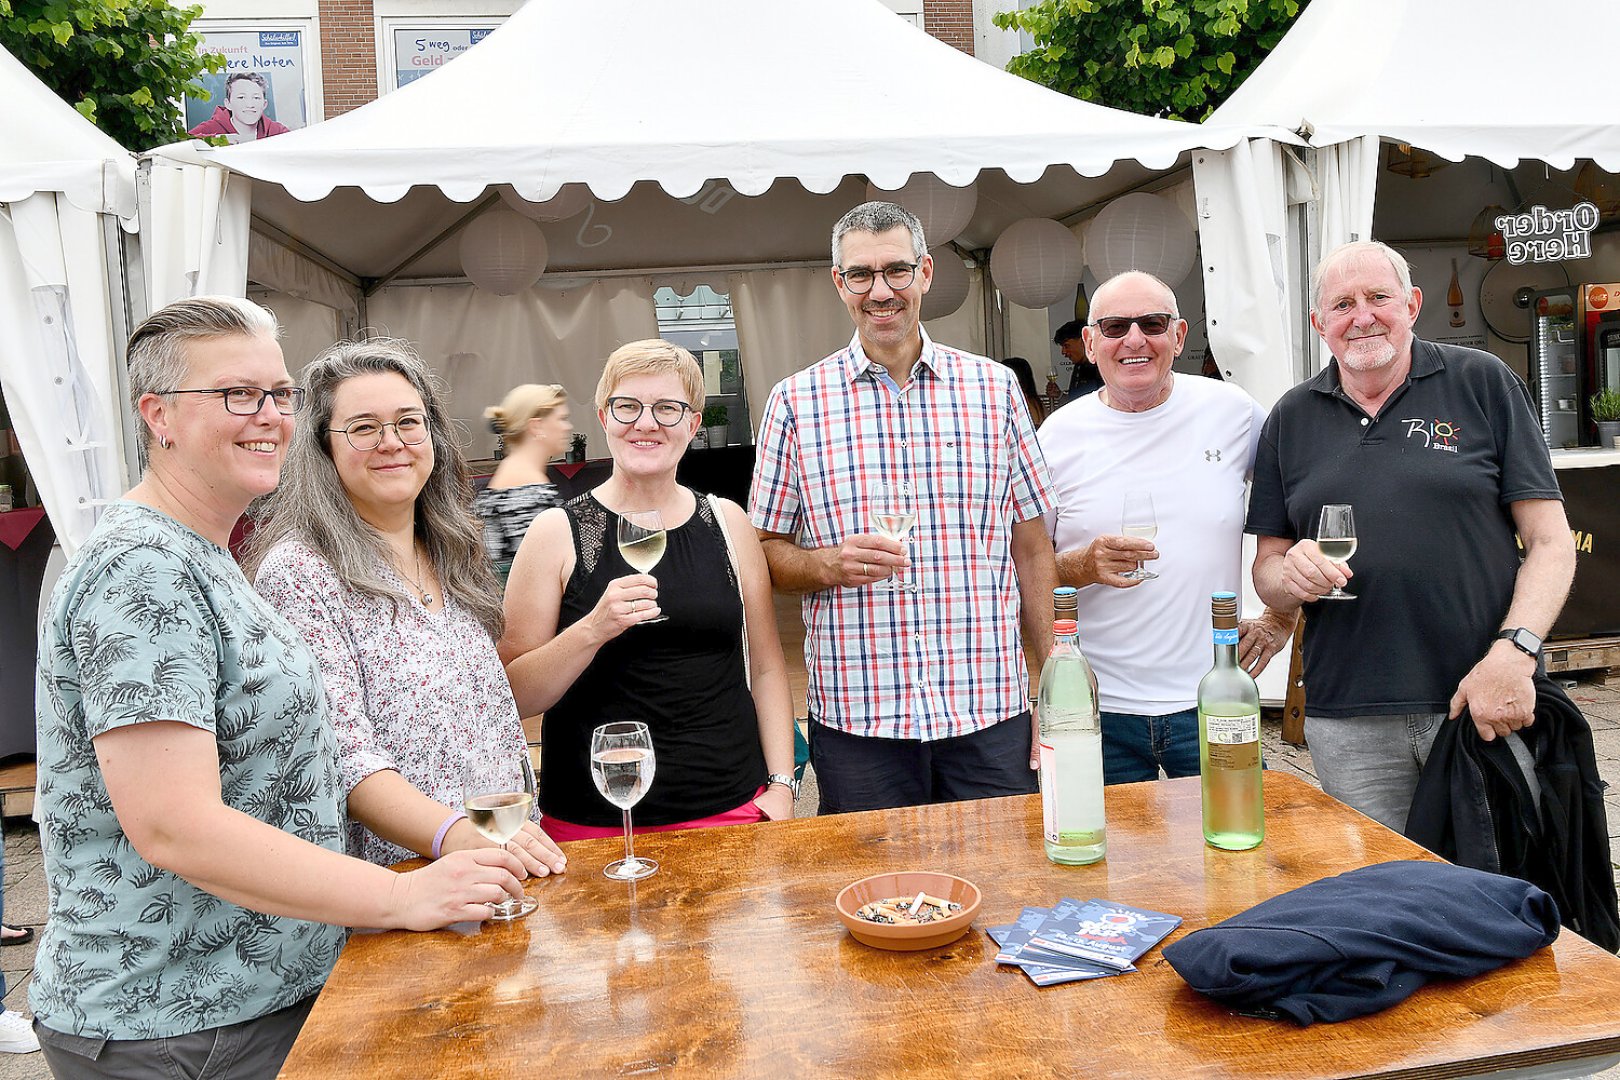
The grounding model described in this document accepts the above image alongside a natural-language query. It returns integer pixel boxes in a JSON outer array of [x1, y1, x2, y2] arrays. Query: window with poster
[[877, 0, 924, 28], [184, 21, 319, 141], [377, 17, 508, 93], [654, 286, 751, 449]]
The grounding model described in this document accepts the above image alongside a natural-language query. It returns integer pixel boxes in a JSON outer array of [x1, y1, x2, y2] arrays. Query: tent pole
[[366, 192, 502, 295]]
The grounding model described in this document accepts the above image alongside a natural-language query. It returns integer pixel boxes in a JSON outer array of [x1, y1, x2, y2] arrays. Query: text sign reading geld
[[1497, 203, 1599, 265]]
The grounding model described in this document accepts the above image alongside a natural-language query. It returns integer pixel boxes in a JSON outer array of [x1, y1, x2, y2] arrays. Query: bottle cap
[[1052, 586, 1078, 618], [1053, 619, 1078, 635], [1210, 592, 1238, 622]]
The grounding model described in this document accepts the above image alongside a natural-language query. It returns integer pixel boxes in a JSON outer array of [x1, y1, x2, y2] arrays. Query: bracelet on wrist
[[431, 810, 467, 859]]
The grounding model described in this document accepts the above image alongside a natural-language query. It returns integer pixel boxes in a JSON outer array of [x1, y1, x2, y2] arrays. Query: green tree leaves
[[0, 0, 223, 149], [993, 0, 1306, 120]]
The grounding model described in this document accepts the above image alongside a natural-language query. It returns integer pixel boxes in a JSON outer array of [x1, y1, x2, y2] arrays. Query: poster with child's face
[[184, 29, 308, 143]]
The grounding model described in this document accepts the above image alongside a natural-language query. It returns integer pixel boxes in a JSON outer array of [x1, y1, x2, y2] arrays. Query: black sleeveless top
[[541, 491, 765, 827]]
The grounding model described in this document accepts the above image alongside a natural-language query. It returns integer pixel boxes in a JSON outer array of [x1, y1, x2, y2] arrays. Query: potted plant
[[567, 432, 588, 463], [1592, 389, 1620, 449], [702, 404, 729, 448]]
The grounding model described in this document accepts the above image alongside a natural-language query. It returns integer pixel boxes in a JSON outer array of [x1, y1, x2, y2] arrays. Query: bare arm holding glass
[[757, 529, 909, 592], [718, 499, 798, 821], [96, 721, 525, 931], [500, 508, 661, 715]]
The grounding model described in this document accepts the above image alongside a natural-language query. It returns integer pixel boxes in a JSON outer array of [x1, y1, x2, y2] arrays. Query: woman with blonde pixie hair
[[248, 338, 567, 879], [501, 339, 798, 841], [476, 382, 572, 579], [32, 300, 525, 1078]]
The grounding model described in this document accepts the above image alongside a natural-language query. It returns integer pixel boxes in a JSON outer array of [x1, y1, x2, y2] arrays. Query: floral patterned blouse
[[255, 537, 529, 867]]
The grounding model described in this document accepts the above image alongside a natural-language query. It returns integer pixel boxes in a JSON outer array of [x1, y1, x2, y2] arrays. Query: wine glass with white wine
[[869, 480, 917, 592], [1120, 491, 1159, 581], [1316, 504, 1357, 601], [460, 743, 540, 920], [591, 721, 659, 881], [617, 510, 668, 623]]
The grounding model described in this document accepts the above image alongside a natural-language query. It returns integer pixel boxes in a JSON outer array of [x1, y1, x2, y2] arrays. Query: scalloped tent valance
[[0, 45, 136, 218]]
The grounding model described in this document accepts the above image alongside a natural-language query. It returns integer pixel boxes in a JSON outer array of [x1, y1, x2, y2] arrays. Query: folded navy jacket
[[1162, 860, 1559, 1025]]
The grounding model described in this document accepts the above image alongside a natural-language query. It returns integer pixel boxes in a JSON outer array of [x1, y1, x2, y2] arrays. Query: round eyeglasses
[[329, 413, 431, 451], [158, 386, 306, 415], [605, 397, 694, 427], [836, 263, 920, 295]]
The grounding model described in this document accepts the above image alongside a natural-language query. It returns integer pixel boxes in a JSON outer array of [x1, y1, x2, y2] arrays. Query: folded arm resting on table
[[95, 721, 525, 931]]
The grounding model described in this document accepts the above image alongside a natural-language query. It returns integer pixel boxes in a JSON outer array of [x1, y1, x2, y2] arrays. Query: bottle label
[[1213, 627, 1239, 646], [1039, 741, 1058, 843], [1205, 712, 1261, 770]]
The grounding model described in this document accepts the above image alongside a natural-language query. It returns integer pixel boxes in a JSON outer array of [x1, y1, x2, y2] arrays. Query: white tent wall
[[141, 159, 251, 309], [727, 267, 858, 433], [0, 193, 129, 555], [251, 290, 345, 372], [366, 279, 658, 461], [922, 267, 988, 360]]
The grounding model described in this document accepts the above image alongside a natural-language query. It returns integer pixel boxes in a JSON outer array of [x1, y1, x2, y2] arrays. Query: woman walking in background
[[475, 383, 573, 581]]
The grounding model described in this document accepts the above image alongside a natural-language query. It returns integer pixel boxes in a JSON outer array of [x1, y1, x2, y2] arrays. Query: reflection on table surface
[[281, 774, 1620, 1080]]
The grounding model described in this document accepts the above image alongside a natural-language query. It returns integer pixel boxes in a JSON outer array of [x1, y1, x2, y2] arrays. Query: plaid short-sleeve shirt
[[749, 331, 1053, 741]]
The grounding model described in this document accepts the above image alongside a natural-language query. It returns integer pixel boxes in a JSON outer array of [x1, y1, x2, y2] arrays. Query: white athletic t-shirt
[[1038, 373, 1267, 714]]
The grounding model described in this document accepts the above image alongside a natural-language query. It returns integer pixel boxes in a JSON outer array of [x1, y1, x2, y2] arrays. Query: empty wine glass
[[1316, 504, 1357, 601], [461, 743, 539, 920], [591, 721, 659, 881], [1120, 491, 1159, 581], [617, 510, 668, 624], [869, 480, 917, 593]]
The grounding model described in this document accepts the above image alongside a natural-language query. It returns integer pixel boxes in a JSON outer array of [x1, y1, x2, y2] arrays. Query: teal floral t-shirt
[[31, 501, 348, 1040]]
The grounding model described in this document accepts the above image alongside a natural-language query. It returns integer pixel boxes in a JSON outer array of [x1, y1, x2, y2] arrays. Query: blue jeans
[[1304, 712, 1445, 833], [1100, 708, 1201, 784]]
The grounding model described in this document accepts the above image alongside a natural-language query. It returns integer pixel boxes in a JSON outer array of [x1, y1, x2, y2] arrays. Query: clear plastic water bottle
[[1037, 588, 1105, 865]]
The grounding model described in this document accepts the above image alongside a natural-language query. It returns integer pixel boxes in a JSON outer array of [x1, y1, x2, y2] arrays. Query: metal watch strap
[[766, 772, 800, 797]]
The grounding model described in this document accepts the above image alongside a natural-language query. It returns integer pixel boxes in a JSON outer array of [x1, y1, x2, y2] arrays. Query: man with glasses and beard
[[1038, 271, 1297, 785], [749, 201, 1058, 814]]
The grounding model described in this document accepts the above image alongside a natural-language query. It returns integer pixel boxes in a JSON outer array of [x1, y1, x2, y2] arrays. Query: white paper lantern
[[499, 183, 592, 222], [920, 247, 970, 321], [866, 174, 978, 247], [1083, 192, 1198, 287], [459, 209, 549, 296], [990, 218, 1084, 310]]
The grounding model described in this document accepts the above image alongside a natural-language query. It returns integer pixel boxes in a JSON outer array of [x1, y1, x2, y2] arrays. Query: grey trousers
[[34, 994, 316, 1080]]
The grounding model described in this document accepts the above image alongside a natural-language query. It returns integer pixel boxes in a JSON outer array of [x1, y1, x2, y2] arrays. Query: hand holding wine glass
[[869, 480, 917, 593], [591, 721, 659, 881], [460, 744, 540, 920], [1120, 491, 1159, 581], [617, 510, 668, 623], [1316, 504, 1357, 601]]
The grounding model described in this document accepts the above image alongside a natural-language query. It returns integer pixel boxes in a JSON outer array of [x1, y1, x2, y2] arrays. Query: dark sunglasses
[[1091, 313, 1175, 338]]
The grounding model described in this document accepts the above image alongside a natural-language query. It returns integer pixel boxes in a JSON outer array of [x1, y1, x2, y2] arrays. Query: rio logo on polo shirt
[[1401, 417, 1461, 453]]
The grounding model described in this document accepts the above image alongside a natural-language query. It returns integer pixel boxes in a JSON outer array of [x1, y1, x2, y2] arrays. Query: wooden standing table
[[280, 774, 1620, 1078]]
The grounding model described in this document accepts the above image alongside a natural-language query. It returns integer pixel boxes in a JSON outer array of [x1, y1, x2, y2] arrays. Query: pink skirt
[[540, 786, 769, 842]]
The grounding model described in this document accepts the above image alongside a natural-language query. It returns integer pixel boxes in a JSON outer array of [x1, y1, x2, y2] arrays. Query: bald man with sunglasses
[[1038, 271, 1297, 785]]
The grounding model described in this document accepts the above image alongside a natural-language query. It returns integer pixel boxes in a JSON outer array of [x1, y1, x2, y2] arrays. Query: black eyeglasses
[[1090, 313, 1175, 339], [606, 397, 694, 427], [328, 413, 430, 451], [836, 263, 920, 295], [159, 386, 306, 415]]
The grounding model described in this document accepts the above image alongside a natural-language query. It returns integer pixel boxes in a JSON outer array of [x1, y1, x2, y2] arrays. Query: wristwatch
[[1495, 627, 1543, 658], [766, 773, 801, 798]]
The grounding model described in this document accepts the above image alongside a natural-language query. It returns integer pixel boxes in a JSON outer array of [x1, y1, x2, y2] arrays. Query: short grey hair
[[127, 295, 281, 454], [1312, 241, 1414, 313], [1090, 270, 1182, 321], [245, 337, 505, 640], [831, 201, 927, 267]]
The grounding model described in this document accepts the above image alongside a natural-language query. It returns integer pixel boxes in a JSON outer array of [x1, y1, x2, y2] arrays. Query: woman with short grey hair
[[248, 338, 568, 880], [32, 297, 527, 1078]]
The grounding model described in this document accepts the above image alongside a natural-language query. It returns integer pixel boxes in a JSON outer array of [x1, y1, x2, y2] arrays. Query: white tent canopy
[[144, 0, 1282, 460], [0, 45, 136, 556]]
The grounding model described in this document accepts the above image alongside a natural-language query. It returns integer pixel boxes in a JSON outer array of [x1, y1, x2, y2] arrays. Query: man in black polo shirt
[[1246, 240, 1575, 832]]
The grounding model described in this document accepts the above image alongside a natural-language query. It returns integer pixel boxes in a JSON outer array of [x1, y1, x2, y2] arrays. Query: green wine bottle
[[1197, 592, 1263, 850]]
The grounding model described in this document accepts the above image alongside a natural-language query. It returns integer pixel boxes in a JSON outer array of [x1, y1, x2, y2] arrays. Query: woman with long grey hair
[[248, 338, 567, 882], [32, 298, 526, 1078]]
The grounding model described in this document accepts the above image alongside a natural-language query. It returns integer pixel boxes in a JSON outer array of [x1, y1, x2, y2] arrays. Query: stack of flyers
[[987, 898, 1181, 987]]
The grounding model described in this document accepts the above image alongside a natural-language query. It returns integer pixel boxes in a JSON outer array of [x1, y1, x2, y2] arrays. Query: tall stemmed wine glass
[[591, 721, 659, 881], [617, 510, 668, 623], [460, 744, 540, 920], [869, 481, 917, 592], [1121, 491, 1159, 581], [1317, 504, 1357, 601]]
